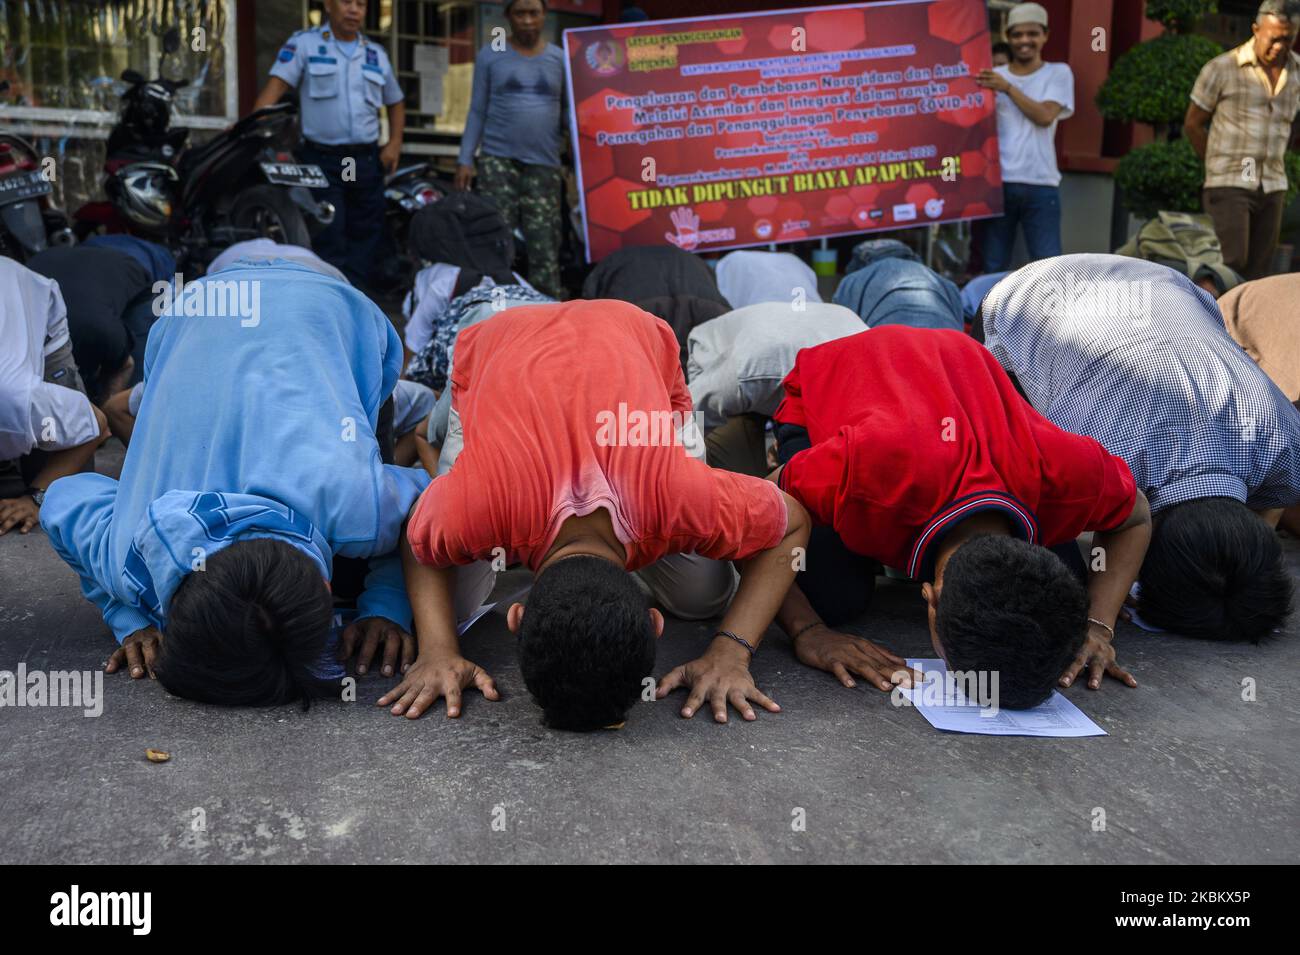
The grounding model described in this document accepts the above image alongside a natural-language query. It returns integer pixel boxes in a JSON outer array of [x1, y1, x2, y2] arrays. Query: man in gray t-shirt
[[455, 0, 567, 298]]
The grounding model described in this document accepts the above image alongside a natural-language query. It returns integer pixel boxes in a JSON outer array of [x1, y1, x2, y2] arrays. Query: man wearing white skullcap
[[975, 2, 1075, 273]]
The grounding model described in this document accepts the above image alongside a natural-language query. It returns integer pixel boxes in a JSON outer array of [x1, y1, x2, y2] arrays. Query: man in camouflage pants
[[476, 156, 563, 299], [454, 0, 566, 299]]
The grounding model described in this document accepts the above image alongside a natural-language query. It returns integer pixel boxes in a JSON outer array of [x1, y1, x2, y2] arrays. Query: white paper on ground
[[455, 586, 531, 637], [899, 658, 1106, 738], [1126, 581, 1165, 633], [456, 601, 496, 637]]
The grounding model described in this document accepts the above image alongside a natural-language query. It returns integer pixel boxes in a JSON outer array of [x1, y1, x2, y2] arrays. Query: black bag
[[408, 191, 515, 284]]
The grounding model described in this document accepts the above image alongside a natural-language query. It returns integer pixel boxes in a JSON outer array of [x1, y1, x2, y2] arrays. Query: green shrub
[[1287, 151, 1300, 205], [1096, 33, 1223, 127], [1115, 139, 1204, 219], [1144, 0, 1218, 32], [1118, 141, 1300, 218]]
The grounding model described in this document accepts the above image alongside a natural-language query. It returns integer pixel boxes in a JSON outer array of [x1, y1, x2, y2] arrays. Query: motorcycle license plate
[[0, 169, 52, 202], [259, 162, 329, 189]]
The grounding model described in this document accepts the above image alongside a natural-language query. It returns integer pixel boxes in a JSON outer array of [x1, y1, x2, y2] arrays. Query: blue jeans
[[980, 182, 1062, 273], [298, 142, 386, 293]]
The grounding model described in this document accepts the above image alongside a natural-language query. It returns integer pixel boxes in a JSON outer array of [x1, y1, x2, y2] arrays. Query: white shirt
[[686, 302, 863, 430], [402, 263, 533, 354], [993, 61, 1074, 187], [0, 259, 97, 460], [715, 250, 823, 310]]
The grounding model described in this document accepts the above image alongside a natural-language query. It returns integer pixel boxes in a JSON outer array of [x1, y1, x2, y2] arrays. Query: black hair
[[1139, 497, 1292, 642], [935, 535, 1087, 710], [156, 538, 337, 706], [991, 41, 1012, 57], [504, 0, 547, 14], [517, 555, 656, 731]]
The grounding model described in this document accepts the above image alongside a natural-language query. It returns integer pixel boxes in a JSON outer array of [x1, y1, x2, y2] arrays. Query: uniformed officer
[[251, 0, 404, 293]]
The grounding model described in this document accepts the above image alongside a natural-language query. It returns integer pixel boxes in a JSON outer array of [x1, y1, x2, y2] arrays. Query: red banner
[[563, 0, 1002, 262]]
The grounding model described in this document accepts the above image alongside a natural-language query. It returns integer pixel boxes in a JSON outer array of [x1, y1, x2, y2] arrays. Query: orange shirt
[[407, 300, 788, 572]]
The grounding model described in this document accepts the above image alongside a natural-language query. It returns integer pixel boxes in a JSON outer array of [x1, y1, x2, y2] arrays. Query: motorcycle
[[0, 84, 75, 261], [74, 28, 334, 271], [386, 162, 444, 221]]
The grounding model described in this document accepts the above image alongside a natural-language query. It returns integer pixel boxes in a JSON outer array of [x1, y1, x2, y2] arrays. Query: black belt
[[303, 140, 378, 155]]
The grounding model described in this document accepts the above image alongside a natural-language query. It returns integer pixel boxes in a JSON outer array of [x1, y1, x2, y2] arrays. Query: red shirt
[[408, 300, 788, 572], [774, 327, 1136, 579]]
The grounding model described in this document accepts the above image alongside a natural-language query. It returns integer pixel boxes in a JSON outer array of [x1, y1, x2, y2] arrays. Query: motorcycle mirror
[[163, 26, 181, 54]]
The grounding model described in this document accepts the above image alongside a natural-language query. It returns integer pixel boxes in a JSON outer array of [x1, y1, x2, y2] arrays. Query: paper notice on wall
[[413, 44, 449, 76], [413, 44, 449, 115], [419, 73, 444, 115]]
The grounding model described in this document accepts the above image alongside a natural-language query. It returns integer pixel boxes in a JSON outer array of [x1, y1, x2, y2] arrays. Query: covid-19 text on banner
[[562, 0, 1002, 261]]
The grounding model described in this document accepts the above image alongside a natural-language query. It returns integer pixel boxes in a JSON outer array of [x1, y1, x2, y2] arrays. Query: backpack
[[1116, 211, 1240, 293], [407, 191, 515, 286]]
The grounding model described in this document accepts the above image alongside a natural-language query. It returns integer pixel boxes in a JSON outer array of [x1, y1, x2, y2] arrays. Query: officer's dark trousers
[[300, 142, 385, 293]]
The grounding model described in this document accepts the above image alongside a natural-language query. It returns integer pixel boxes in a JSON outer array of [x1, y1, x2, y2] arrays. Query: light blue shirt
[[960, 271, 1010, 322], [40, 262, 430, 642], [270, 24, 403, 145]]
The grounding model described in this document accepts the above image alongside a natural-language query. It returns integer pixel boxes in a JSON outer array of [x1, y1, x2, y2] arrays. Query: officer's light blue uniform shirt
[[40, 262, 430, 643], [270, 24, 403, 145]]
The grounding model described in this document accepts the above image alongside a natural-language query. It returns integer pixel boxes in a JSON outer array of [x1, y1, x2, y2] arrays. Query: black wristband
[[715, 629, 756, 656], [791, 621, 822, 641]]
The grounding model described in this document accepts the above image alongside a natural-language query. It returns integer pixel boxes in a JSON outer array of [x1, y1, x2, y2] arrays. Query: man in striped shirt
[[982, 254, 1300, 643]]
